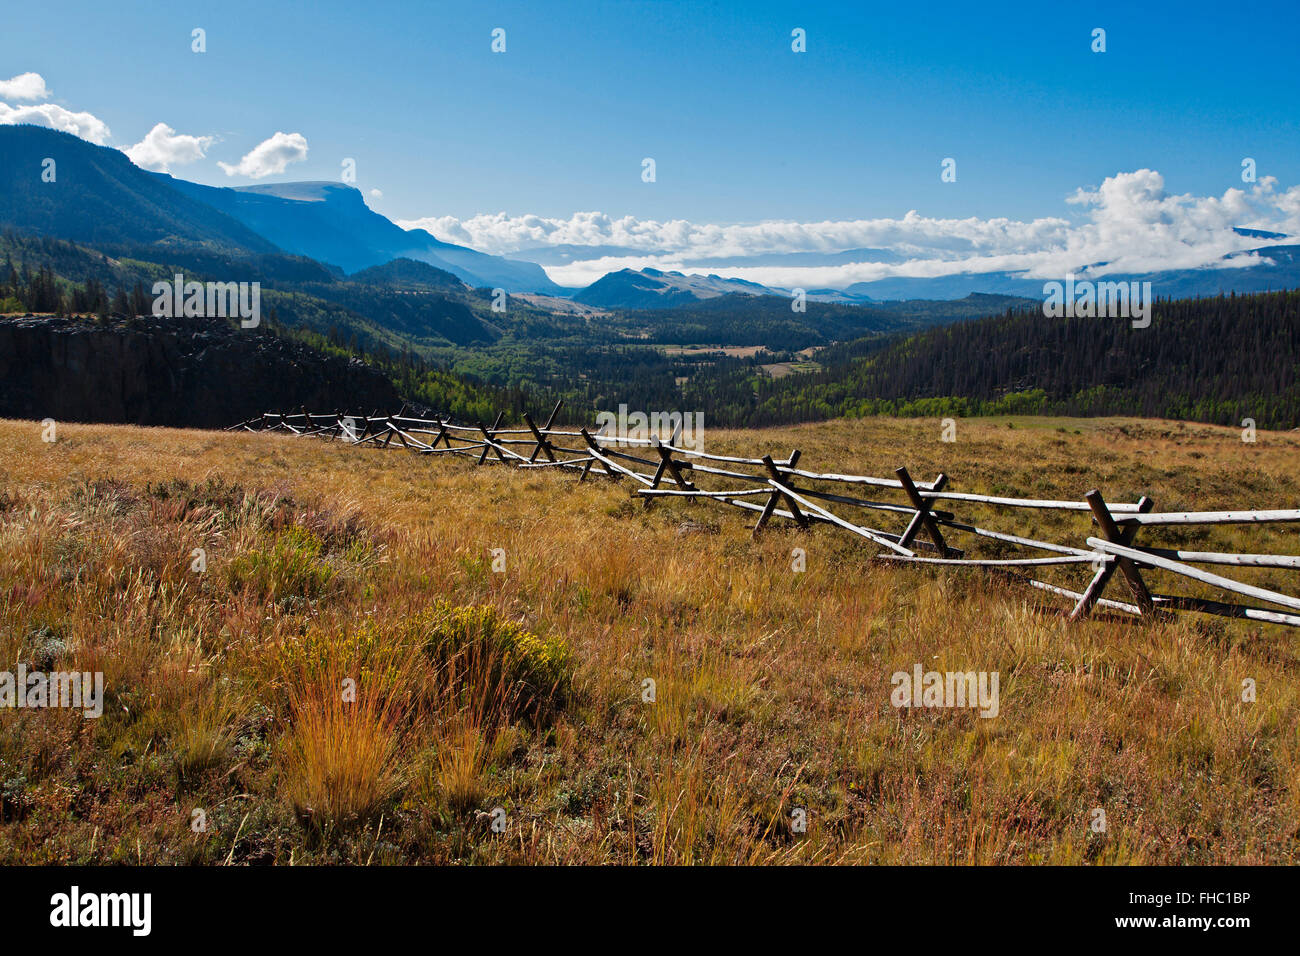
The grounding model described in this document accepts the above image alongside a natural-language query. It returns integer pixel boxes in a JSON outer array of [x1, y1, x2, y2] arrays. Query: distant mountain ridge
[[0, 125, 558, 293], [572, 267, 781, 309], [0, 125, 278, 252]]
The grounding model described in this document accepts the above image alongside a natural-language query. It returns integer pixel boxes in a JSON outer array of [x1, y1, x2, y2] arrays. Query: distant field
[[660, 344, 770, 357], [1, 414, 1297, 864], [761, 360, 821, 378]]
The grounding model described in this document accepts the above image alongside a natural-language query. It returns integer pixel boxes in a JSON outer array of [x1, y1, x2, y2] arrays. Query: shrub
[[418, 602, 572, 721]]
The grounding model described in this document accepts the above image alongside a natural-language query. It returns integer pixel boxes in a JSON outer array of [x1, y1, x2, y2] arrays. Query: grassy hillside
[[1, 415, 1298, 864]]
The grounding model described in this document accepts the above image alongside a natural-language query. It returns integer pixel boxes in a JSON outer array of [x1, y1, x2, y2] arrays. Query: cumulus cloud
[[0, 72, 50, 101], [399, 170, 1300, 289], [0, 71, 113, 144], [124, 122, 214, 172], [217, 131, 309, 179], [397, 209, 1070, 261], [0, 101, 111, 144], [369, 188, 383, 199]]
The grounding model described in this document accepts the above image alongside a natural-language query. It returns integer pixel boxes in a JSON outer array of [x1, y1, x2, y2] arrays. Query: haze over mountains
[[157, 174, 559, 292]]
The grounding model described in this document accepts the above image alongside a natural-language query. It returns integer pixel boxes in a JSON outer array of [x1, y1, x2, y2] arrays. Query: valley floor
[[0, 414, 1297, 864]]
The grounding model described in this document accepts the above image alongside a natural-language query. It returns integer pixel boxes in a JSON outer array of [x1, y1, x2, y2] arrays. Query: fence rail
[[227, 405, 1300, 628]]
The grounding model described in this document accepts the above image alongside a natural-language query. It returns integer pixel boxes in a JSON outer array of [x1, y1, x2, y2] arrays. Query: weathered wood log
[[1112, 509, 1300, 526], [475, 412, 505, 465], [580, 429, 655, 485], [1018, 576, 1142, 616], [774, 466, 939, 492], [791, 485, 955, 519], [523, 411, 556, 463], [934, 519, 1090, 557], [639, 488, 781, 498], [1089, 538, 1300, 613], [881, 554, 1108, 568], [898, 473, 946, 549], [1149, 594, 1300, 627], [763, 454, 809, 528], [1119, 548, 1300, 569], [651, 434, 694, 492], [927, 490, 1145, 512], [518, 457, 593, 469]]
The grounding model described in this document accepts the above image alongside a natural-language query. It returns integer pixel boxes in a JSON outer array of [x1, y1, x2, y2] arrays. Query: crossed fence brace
[[227, 404, 1300, 628]]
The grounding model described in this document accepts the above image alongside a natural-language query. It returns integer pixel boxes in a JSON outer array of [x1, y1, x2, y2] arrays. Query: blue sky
[[3, 0, 1298, 287]]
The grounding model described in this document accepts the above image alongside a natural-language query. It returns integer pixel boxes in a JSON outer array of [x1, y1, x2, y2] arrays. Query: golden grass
[[0, 413, 1297, 864]]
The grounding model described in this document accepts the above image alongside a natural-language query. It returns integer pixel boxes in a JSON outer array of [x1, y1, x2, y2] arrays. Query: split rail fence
[[227, 404, 1300, 628]]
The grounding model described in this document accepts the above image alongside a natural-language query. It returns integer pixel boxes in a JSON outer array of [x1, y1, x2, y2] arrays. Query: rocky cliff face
[[0, 316, 401, 428]]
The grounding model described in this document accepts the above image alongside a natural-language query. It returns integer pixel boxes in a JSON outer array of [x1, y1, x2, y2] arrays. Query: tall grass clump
[[274, 625, 424, 830], [227, 525, 335, 604]]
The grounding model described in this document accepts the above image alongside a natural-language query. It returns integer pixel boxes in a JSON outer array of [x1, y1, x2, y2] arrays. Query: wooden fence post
[[579, 427, 617, 478], [753, 450, 802, 536], [474, 411, 502, 465], [523, 411, 557, 463], [1071, 491, 1155, 618], [755, 452, 808, 531], [477, 414, 509, 464], [650, 422, 694, 491], [896, 468, 952, 557]]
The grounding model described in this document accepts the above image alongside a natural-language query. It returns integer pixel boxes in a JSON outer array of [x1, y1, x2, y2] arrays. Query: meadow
[[0, 413, 1297, 864]]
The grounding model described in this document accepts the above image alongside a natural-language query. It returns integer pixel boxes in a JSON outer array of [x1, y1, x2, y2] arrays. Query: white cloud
[[0, 72, 50, 101], [369, 188, 383, 199], [124, 122, 214, 172], [400, 170, 1300, 289], [0, 101, 111, 144], [397, 208, 1068, 261], [0, 71, 113, 144], [217, 131, 309, 179]]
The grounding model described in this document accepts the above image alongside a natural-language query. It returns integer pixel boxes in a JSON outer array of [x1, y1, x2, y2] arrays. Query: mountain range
[[2, 123, 1299, 312], [2, 121, 1296, 436], [0, 125, 555, 293]]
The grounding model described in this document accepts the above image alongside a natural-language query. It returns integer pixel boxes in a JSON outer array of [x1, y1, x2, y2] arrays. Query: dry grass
[[0, 413, 1297, 864]]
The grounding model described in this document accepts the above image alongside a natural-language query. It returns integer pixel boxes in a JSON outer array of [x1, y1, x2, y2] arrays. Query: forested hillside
[[740, 290, 1300, 429]]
